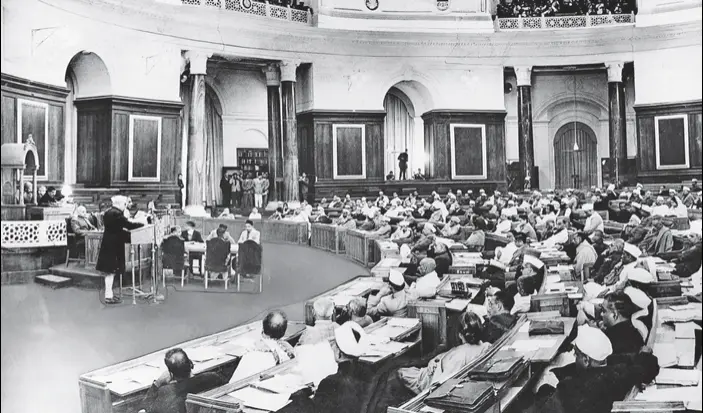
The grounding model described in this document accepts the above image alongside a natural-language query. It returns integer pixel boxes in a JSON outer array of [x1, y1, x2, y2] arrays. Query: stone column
[[264, 64, 283, 203], [280, 61, 300, 203], [607, 62, 627, 186], [185, 51, 210, 207], [515, 66, 535, 190]]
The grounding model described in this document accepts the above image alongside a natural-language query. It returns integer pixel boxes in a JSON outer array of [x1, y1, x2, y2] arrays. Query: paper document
[[655, 369, 701, 386], [546, 275, 561, 285], [636, 386, 702, 403], [229, 386, 291, 411], [446, 299, 470, 312], [507, 339, 557, 352], [676, 322, 701, 339], [367, 341, 409, 355], [118, 364, 161, 385], [653, 342, 679, 368], [387, 317, 419, 328], [187, 346, 223, 362], [256, 373, 308, 394]]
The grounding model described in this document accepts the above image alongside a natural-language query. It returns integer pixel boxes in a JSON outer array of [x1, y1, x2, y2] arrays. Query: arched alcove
[[382, 79, 433, 176], [64, 51, 112, 184], [554, 122, 598, 189]]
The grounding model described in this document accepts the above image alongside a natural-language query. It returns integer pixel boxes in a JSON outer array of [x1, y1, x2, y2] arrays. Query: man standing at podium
[[96, 195, 144, 304]]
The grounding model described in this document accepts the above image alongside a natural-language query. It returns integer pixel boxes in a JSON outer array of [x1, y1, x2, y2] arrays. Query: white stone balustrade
[[497, 13, 635, 30], [181, 0, 312, 24], [1, 220, 67, 249]]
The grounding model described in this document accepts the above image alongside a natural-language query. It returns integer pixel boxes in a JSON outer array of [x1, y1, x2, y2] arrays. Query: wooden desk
[[388, 313, 576, 413], [371, 257, 403, 278], [78, 321, 306, 413], [27, 205, 74, 220], [84, 231, 151, 273], [304, 276, 385, 326], [373, 239, 400, 266], [186, 317, 421, 413]]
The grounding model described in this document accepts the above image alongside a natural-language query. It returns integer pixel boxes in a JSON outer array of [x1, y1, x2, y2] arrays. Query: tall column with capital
[[264, 64, 283, 203], [280, 61, 300, 203], [185, 51, 210, 207], [515, 66, 535, 190], [607, 62, 627, 186]]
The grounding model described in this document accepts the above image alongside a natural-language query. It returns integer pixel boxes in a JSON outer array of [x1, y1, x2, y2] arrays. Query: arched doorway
[[382, 80, 432, 179], [554, 122, 598, 189], [383, 88, 414, 179], [65, 51, 112, 185]]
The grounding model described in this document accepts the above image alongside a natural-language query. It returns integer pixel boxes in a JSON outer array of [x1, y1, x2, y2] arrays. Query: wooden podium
[[124, 225, 158, 305]]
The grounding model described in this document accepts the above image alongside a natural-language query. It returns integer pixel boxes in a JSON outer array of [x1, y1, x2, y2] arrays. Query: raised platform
[[34, 274, 73, 289]]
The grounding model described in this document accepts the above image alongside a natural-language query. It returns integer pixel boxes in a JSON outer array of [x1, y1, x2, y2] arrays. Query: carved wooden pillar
[[607, 62, 627, 186], [515, 66, 535, 190], [264, 64, 283, 202], [280, 61, 299, 203], [185, 51, 210, 207]]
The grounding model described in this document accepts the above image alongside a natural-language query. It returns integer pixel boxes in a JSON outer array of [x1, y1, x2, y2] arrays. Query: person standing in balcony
[[253, 174, 264, 209]]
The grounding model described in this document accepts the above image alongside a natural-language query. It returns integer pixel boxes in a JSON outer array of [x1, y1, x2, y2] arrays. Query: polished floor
[[1, 243, 367, 413]]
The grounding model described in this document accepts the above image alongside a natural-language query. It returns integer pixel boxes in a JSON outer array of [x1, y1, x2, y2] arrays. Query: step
[[34, 274, 74, 289]]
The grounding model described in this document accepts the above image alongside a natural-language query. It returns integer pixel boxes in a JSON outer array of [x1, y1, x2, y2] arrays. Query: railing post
[[265, 2, 271, 17], [541, 16, 546, 28], [586, 15, 591, 26], [287, 5, 292, 21]]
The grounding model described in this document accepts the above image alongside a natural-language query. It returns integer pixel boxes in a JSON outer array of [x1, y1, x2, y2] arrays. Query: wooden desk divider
[[79, 321, 306, 413], [310, 223, 346, 254]]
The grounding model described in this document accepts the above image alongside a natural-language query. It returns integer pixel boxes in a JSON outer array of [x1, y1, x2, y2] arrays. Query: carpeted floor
[[0, 243, 368, 413]]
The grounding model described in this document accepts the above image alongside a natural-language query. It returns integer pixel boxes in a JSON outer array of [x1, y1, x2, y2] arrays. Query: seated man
[[462, 217, 487, 251], [406, 258, 441, 300], [647, 215, 674, 256], [673, 233, 703, 278], [590, 230, 608, 257], [511, 275, 537, 315], [542, 217, 569, 247], [390, 220, 414, 245], [367, 271, 408, 319], [348, 297, 373, 328], [601, 291, 645, 355], [369, 216, 392, 238], [21, 182, 34, 204], [207, 223, 237, 244], [526, 326, 659, 413], [573, 231, 598, 280], [237, 220, 261, 244], [71, 205, 97, 237], [480, 289, 517, 343], [139, 348, 227, 413], [592, 239, 624, 284], [298, 297, 337, 346], [230, 310, 295, 383], [334, 209, 357, 229], [440, 216, 463, 240], [38, 186, 59, 206]]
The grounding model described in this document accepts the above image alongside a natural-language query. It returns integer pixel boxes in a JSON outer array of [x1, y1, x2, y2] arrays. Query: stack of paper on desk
[[653, 342, 679, 368], [660, 307, 703, 323], [364, 341, 409, 356], [229, 386, 291, 411], [655, 369, 701, 386], [387, 317, 419, 328], [506, 339, 557, 352]]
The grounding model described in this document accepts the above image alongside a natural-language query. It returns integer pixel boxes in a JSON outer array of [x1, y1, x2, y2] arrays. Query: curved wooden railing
[[310, 223, 346, 254]]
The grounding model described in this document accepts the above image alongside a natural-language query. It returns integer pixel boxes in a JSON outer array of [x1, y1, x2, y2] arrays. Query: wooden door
[[554, 122, 598, 189]]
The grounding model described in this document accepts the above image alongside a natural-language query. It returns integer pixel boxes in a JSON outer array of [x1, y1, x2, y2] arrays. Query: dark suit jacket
[[140, 372, 226, 413], [181, 230, 203, 243], [481, 313, 517, 344], [95, 208, 143, 274]]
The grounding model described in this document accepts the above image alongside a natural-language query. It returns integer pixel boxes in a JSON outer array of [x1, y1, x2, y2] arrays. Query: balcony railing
[[181, 0, 313, 24], [1, 220, 67, 249], [497, 13, 634, 29]]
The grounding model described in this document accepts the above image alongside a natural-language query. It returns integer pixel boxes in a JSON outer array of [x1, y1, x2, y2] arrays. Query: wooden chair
[[65, 218, 85, 267], [204, 238, 231, 290], [237, 240, 263, 293], [161, 236, 186, 287]]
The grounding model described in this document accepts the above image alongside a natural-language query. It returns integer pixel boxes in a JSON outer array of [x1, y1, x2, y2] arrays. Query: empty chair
[[161, 236, 186, 286], [204, 238, 231, 290]]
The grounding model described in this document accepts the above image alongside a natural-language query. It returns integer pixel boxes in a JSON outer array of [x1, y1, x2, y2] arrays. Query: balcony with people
[[495, 0, 637, 29]]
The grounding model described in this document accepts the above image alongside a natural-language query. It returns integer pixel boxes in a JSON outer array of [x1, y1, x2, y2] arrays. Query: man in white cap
[[601, 290, 645, 354], [298, 297, 337, 346], [367, 270, 408, 319], [525, 325, 659, 413], [96, 195, 145, 305], [582, 202, 604, 235], [623, 286, 653, 342], [682, 186, 696, 208]]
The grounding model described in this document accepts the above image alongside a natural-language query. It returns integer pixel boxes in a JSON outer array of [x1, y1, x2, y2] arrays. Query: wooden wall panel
[[48, 105, 65, 182], [111, 112, 130, 183], [366, 122, 384, 179], [1, 95, 16, 145], [689, 113, 702, 169], [1, 74, 68, 184], [315, 123, 333, 179], [422, 111, 507, 182], [76, 102, 111, 186], [634, 100, 702, 183], [161, 116, 181, 183]]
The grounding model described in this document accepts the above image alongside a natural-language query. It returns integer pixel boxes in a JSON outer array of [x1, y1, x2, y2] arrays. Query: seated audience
[[71, 205, 97, 237], [22, 182, 34, 204], [647, 215, 674, 255], [138, 348, 227, 413], [398, 312, 490, 394], [512, 274, 537, 315], [367, 271, 408, 319], [38, 186, 59, 206], [207, 224, 237, 244], [601, 291, 644, 354], [248, 207, 262, 220], [481, 289, 517, 343], [462, 216, 487, 251], [526, 326, 659, 413], [238, 220, 261, 244], [348, 297, 373, 328], [573, 231, 598, 279], [673, 233, 702, 277], [298, 297, 337, 346], [407, 258, 441, 299], [230, 310, 295, 383], [218, 208, 235, 219]]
